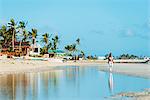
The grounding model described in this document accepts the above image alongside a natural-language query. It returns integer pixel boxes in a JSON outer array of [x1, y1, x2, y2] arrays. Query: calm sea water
[[0, 66, 150, 100]]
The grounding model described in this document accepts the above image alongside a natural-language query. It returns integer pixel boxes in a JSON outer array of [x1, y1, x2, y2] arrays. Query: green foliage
[[76, 38, 80, 45], [118, 54, 139, 59], [1, 19, 82, 57], [65, 43, 77, 55], [51, 35, 59, 50], [87, 55, 98, 60], [29, 28, 38, 45], [64, 38, 82, 56], [40, 33, 60, 54], [40, 47, 47, 55]]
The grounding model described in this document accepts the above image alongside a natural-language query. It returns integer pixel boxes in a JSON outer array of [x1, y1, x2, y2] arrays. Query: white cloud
[[118, 21, 150, 39]]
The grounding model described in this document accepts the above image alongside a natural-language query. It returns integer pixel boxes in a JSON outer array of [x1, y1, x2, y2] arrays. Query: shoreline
[[0, 59, 102, 75], [0, 59, 150, 100], [0, 59, 150, 79]]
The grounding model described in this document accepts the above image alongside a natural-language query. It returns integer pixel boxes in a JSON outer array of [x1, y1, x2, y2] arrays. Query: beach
[[0, 59, 101, 74], [0, 59, 149, 79], [0, 59, 150, 100]]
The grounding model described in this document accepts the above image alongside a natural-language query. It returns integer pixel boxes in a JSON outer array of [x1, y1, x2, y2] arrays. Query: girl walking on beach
[[108, 52, 114, 72]]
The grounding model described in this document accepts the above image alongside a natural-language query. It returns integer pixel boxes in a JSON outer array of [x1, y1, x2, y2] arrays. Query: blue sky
[[0, 0, 150, 56]]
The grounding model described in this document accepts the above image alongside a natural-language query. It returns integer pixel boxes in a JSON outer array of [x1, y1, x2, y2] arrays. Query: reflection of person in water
[[108, 72, 114, 93], [108, 52, 114, 72]]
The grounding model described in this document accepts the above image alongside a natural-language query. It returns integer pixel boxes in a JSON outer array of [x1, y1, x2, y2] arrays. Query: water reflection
[[0, 66, 149, 100], [65, 66, 80, 85], [0, 70, 63, 100], [108, 72, 114, 93], [0, 66, 86, 100], [0, 74, 29, 100]]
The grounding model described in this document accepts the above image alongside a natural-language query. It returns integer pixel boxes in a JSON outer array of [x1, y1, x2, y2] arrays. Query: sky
[[0, 0, 150, 56]]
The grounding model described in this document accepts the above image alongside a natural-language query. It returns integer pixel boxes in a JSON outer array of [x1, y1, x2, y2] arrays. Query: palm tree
[[75, 38, 80, 55], [65, 38, 81, 60], [64, 45, 71, 54], [8, 18, 17, 51], [52, 35, 59, 51], [42, 33, 52, 53], [22, 30, 29, 42], [0, 26, 7, 51], [18, 21, 27, 54], [0, 25, 12, 51], [76, 38, 80, 45], [29, 28, 37, 51], [65, 44, 77, 56], [0, 25, 7, 45], [80, 50, 85, 59]]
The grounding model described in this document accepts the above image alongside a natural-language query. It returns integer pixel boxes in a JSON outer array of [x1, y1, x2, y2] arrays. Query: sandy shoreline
[[0, 59, 150, 100], [0, 59, 101, 74], [0, 59, 150, 78], [0, 59, 149, 79]]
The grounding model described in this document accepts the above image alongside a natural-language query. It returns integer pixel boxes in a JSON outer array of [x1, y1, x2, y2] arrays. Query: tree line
[[0, 18, 84, 56]]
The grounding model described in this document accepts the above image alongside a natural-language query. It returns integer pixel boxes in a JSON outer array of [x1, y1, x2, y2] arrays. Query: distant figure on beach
[[108, 52, 114, 71]]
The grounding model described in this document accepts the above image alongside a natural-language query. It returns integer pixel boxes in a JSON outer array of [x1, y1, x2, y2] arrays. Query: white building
[[29, 44, 41, 56], [98, 56, 106, 60], [144, 57, 150, 60]]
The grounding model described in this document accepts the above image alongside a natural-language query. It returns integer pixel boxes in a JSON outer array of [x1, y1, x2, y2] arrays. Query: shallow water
[[0, 66, 150, 100]]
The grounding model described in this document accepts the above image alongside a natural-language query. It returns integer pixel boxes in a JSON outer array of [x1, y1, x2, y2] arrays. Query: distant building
[[144, 57, 150, 60], [29, 44, 41, 56], [98, 56, 106, 60], [1, 41, 30, 56]]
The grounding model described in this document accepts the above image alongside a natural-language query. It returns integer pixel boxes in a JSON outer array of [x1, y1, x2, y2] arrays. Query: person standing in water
[[108, 52, 114, 71]]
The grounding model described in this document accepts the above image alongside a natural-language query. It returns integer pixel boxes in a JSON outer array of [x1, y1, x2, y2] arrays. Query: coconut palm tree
[[52, 35, 59, 51], [64, 45, 71, 54], [0, 25, 7, 44], [80, 50, 85, 59], [76, 38, 80, 45], [18, 21, 27, 54], [65, 44, 77, 56], [0, 25, 7, 51], [65, 38, 81, 60], [7, 18, 17, 51], [75, 38, 81, 55], [0, 25, 12, 51], [42, 33, 52, 53], [22, 30, 29, 42], [29, 28, 38, 51]]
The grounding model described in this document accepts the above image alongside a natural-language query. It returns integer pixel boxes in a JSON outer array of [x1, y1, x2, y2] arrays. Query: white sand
[[0, 59, 101, 74]]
